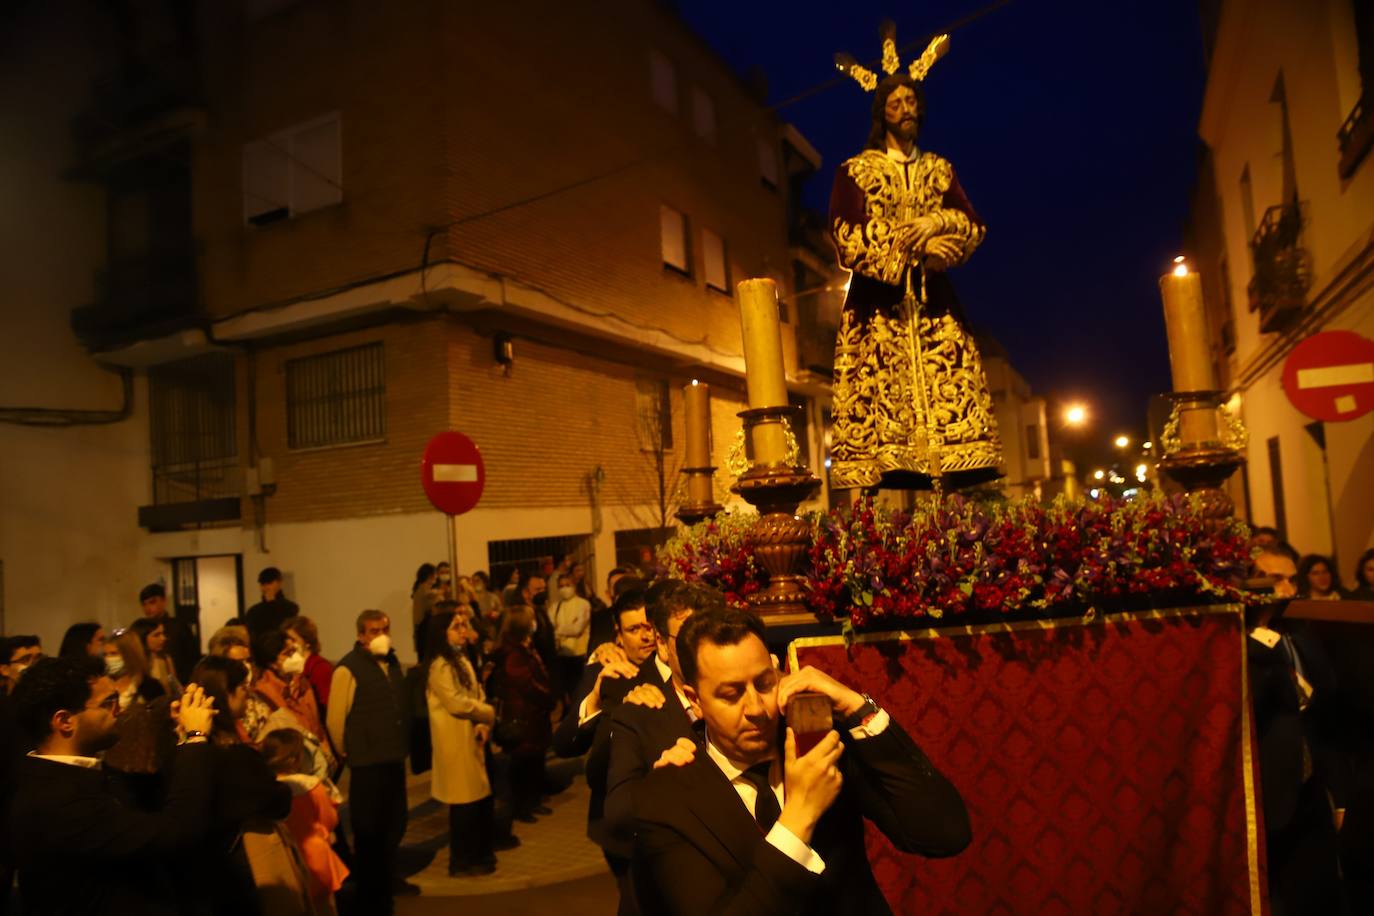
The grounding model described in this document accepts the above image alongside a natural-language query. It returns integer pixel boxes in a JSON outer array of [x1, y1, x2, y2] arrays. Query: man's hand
[[778, 665, 865, 718], [175, 684, 216, 737], [589, 642, 628, 668], [652, 737, 697, 770], [584, 659, 641, 718], [474, 724, 491, 748], [777, 728, 844, 845], [625, 683, 666, 709]]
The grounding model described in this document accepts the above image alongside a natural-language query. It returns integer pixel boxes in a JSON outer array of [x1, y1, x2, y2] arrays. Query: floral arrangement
[[662, 493, 1253, 628]]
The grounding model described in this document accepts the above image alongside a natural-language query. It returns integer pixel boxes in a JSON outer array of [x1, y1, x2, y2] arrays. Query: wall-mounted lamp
[[494, 333, 514, 376]]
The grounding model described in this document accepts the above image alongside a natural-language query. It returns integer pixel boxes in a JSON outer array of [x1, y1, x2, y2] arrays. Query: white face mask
[[559, 586, 576, 601], [105, 655, 126, 677], [281, 651, 306, 675], [368, 634, 392, 657]]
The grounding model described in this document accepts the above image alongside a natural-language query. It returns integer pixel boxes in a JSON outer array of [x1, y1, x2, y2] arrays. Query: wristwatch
[[842, 693, 881, 731]]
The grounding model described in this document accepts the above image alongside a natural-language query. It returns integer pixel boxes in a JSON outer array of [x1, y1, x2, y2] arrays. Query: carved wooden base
[[733, 463, 821, 619], [1161, 446, 1245, 522]]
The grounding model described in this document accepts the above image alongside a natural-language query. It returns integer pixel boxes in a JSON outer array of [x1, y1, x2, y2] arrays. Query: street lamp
[[1093, 469, 1105, 481], [1064, 404, 1088, 427], [1114, 435, 1130, 449]]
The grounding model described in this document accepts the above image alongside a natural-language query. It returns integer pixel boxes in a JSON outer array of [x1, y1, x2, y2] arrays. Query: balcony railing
[[70, 252, 198, 350], [1338, 92, 1374, 180], [138, 456, 241, 532], [1247, 201, 1311, 334]]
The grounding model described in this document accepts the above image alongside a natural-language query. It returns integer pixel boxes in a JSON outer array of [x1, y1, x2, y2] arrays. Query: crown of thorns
[[834, 20, 950, 92]]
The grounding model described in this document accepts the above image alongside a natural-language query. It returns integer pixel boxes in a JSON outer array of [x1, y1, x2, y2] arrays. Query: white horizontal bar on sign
[[1296, 362, 1374, 389], [433, 464, 479, 483]]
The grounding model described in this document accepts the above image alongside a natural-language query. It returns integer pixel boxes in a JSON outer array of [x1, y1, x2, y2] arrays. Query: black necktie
[[740, 762, 781, 832]]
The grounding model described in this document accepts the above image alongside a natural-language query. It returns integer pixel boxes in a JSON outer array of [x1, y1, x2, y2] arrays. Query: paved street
[[393, 757, 617, 914]]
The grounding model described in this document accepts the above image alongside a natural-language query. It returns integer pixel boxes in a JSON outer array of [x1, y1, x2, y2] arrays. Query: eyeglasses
[[85, 693, 120, 713]]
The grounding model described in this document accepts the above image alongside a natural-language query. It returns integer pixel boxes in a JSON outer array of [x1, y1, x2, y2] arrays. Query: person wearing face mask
[[102, 628, 176, 813], [247, 630, 337, 780], [551, 573, 592, 709], [326, 610, 415, 912], [424, 609, 503, 875]]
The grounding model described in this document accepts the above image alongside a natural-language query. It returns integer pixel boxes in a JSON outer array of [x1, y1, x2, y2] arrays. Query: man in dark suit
[[632, 606, 971, 916], [1248, 549, 1347, 914], [602, 581, 718, 858], [552, 585, 677, 914], [7, 656, 217, 916]]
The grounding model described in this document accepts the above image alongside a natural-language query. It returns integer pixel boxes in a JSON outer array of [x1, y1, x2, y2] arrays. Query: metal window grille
[[286, 342, 386, 449], [614, 527, 674, 570], [486, 534, 593, 598], [149, 353, 239, 505]]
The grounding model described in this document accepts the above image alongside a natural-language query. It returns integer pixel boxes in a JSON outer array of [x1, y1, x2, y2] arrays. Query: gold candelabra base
[[734, 406, 821, 620]]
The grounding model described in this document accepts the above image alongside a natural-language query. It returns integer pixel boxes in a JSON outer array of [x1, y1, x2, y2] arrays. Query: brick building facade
[[2, 0, 837, 658]]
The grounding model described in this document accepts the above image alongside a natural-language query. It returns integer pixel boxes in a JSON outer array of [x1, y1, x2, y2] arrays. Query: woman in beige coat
[[424, 607, 499, 875]]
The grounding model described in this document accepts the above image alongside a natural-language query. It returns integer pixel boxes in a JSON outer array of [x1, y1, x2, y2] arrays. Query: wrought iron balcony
[[70, 252, 199, 351], [1247, 201, 1311, 334], [1338, 93, 1374, 180]]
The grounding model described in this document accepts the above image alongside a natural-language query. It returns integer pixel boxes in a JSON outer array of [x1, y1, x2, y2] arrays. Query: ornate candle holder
[[1158, 390, 1247, 520], [676, 466, 725, 526], [732, 405, 821, 620]]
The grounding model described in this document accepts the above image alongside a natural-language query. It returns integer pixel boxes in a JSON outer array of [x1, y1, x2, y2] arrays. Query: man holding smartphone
[[633, 605, 970, 916]]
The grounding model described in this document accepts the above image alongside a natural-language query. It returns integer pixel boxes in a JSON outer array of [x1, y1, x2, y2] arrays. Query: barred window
[[286, 343, 385, 449], [149, 353, 238, 505]]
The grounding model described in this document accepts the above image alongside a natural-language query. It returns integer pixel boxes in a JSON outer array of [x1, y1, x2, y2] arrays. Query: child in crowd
[[261, 728, 349, 912]]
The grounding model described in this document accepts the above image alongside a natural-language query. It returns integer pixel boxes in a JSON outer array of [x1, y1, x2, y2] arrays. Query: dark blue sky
[[680, 0, 1208, 449]]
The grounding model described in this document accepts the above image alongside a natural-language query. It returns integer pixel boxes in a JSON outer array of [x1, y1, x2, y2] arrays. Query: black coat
[[632, 718, 971, 916], [176, 741, 293, 916], [602, 662, 699, 860], [551, 658, 651, 851], [244, 596, 300, 643], [9, 743, 215, 916]]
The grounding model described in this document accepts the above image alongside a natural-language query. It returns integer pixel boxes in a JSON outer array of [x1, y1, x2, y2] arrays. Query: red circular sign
[[421, 432, 486, 516], [1281, 331, 1374, 422]]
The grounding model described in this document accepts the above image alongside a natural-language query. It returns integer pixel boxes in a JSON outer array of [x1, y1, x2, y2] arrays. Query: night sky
[[681, 0, 1208, 462]]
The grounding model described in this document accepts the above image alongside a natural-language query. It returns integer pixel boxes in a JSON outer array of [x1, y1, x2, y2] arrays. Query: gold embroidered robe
[[828, 148, 1005, 489]]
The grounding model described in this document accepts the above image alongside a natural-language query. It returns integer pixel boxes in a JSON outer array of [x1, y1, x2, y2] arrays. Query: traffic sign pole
[[422, 431, 487, 583]]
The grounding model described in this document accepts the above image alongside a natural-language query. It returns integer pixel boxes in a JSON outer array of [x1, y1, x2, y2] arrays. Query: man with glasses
[[551, 586, 662, 912], [596, 581, 722, 914], [7, 656, 217, 914]]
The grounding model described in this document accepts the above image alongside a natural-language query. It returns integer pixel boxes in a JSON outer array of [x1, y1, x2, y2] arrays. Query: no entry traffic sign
[[1281, 330, 1374, 422], [421, 432, 486, 516]]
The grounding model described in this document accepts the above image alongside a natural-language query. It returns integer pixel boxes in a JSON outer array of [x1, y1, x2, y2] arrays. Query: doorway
[[171, 554, 244, 653]]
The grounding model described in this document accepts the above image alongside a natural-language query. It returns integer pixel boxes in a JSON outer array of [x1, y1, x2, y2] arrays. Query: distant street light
[[1064, 404, 1088, 427], [1093, 469, 1105, 481], [1114, 435, 1130, 449], [1143, 440, 1153, 450]]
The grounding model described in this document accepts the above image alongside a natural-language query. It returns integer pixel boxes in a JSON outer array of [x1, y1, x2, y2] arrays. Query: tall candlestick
[[683, 380, 711, 468], [737, 279, 789, 408], [737, 279, 789, 465], [1159, 260, 1219, 445]]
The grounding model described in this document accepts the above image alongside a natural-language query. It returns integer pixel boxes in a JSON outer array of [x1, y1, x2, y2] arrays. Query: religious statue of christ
[[828, 24, 1005, 490]]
